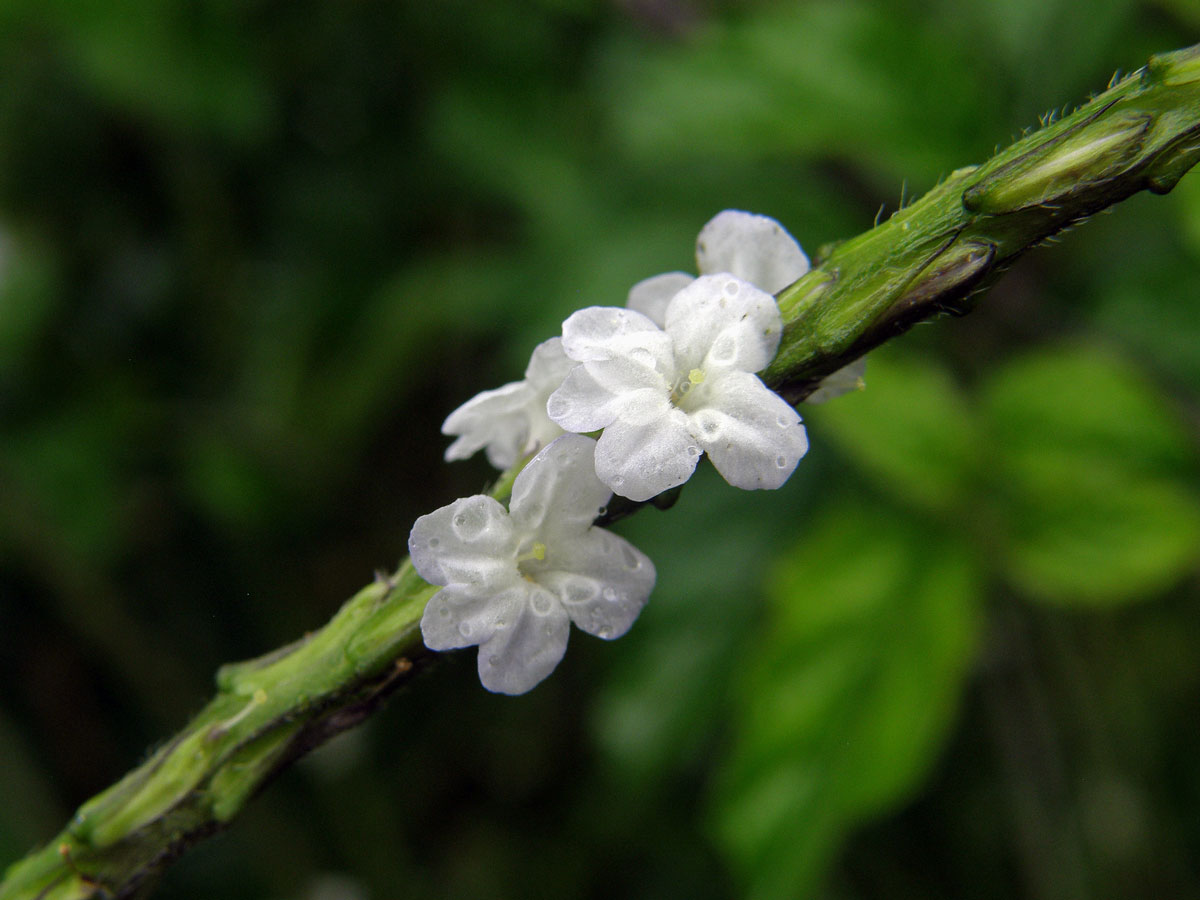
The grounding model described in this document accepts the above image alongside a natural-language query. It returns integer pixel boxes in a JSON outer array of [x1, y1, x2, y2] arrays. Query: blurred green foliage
[[1, 1, 1198, 899]]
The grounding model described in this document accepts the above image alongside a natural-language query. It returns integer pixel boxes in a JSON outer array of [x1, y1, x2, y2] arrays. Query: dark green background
[[2, 2, 1199, 898]]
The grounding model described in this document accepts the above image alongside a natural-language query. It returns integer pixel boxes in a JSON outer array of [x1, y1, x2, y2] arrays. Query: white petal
[[695, 210, 810, 293], [664, 274, 783, 374], [408, 495, 518, 590], [522, 416, 568, 460], [561, 306, 674, 369], [523, 337, 574, 392], [509, 435, 611, 535], [538, 529, 655, 640], [441, 381, 534, 468], [594, 407, 699, 501], [583, 353, 671, 395], [627, 272, 694, 327], [547, 365, 624, 433], [421, 583, 514, 651], [688, 371, 809, 490], [804, 357, 867, 404], [475, 584, 570, 694]]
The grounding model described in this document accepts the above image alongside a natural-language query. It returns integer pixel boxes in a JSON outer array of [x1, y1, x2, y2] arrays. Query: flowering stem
[[4, 41, 1200, 900], [763, 43, 1200, 401]]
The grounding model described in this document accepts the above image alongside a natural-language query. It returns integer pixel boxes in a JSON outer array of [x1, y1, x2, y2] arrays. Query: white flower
[[441, 337, 572, 470], [547, 274, 809, 502], [412, 434, 655, 695], [627, 209, 864, 402]]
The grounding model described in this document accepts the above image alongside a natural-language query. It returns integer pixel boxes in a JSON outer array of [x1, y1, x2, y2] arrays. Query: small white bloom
[[442, 338, 572, 470], [548, 274, 809, 502], [412, 434, 655, 695], [627, 209, 864, 402]]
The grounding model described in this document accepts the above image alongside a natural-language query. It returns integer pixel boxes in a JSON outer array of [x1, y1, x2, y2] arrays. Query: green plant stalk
[[4, 42, 1199, 900], [763, 43, 1200, 401]]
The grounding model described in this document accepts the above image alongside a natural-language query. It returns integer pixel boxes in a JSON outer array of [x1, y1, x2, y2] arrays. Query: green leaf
[[983, 345, 1200, 604], [0, 394, 149, 565], [983, 344, 1195, 479], [999, 463, 1200, 604], [591, 463, 815, 786], [710, 500, 981, 900], [807, 347, 981, 513], [0, 230, 62, 369], [603, 1, 993, 181], [38, 0, 269, 140]]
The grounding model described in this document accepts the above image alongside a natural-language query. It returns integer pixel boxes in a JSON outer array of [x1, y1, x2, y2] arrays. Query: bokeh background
[[2, 1, 1200, 898]]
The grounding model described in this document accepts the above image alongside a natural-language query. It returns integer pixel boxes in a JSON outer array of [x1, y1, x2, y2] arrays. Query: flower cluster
[[410, 210, 865, 693]]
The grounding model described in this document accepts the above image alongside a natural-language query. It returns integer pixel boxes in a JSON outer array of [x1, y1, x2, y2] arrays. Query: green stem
[[4, 41, 1200, 900], [763, 43, 1200, 400]]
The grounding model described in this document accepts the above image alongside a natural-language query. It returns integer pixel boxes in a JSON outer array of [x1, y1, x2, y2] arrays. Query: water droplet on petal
[[602, 587, 617, 602], [612, 475, 625, 487], [438, 605, 451, 617], [487, 655, 500, 667], [775, 455, 789, 468], [567, 578, 597, 604], [532, 593, 553, 615], [458, 622, 473, 638], [597, 627, 612, 639], [451, 513, 476, 540], [598, 505, 608, 517], [776, 414, 791, 428], [724, 279, 740, 296], [621, 547, 640, 570], [687, 445, 701, 457]]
